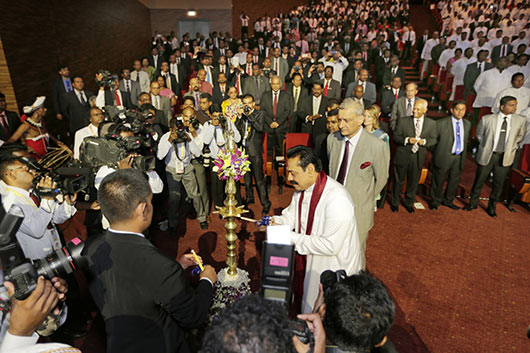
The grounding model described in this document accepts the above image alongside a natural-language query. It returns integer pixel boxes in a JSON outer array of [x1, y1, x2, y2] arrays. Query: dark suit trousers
[[244, 154, 271, 209], [210, 168, 225, 208], [469, 152, 511, 208], [401, 41, 412, 60], [267, 131, 285, 158], [430, 154, 464, 206], [192, 159, 210, 215], [392, 154, 421, 207]]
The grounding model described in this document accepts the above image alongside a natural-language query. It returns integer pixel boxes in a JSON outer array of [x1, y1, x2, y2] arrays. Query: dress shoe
[[442, 202, 460, 210], [464, 205, 477, 211], [244, 198, 255, 205], [506, 203, 516, 212], [404, 205, 415, 214], [486, 207, 497, 218], [200, 221, 209, 230], [428, 203, 438, 211], [262, 204, 271, 216], [390, 205, 399, 212]]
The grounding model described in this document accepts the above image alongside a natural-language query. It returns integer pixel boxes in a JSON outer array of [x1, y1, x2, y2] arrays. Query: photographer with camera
[[236, 94, 271, 215], [0, 158, 77, 261], [157, 107, 209, 231], [83, 169, 216, 353], [95, 72, 129, 110], [202, 106, 241, 209]]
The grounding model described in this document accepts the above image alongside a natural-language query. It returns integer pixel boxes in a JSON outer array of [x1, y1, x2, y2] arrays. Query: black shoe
[[200, 221, 209, 230], [486, 207, 497, 218], [262, 204, 271, 216], [464, 205, 477, 211], [429, 204, 438, 211], [391, 205, 399, 212], [278, 185, 283, 194], [404, 205, 415, 213], [506, 203, 516, 212], [443, 202, 460, 210], [244, 198, 255, 205]]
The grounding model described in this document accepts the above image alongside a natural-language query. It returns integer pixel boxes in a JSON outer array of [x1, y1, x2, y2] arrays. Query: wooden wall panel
[[0, 0, 152, 125], [0, 38, 18, 113]]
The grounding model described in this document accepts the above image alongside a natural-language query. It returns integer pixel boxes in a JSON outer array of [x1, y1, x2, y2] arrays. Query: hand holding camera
[[37, 176, 56, 200]]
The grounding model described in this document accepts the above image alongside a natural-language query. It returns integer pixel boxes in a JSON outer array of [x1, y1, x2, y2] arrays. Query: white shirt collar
[[344, 127, 362, 145], [108, 227, 145, 238]]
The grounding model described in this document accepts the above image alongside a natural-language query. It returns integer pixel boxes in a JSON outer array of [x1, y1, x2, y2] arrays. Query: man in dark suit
[[0, 92, 21, 143], [381, 77, 406, 116], [465, 96, 527, 217], [52, 64, 72, 122], [158, 62, 180, 96], [212, 72, 230, 106], [236, 94, 271, 215], [148, 47, 164, 71], [429, 102, 471, 210], [415, 30, 429, 70], [463, 49, 493, 97], [391, 99, 437, 213], [299, 82, 329, 154], [491, 37, 513, 64], [212, 55, 232, 85], [382, 56, 406, 87], [83, 169, 216, 353], [168, 54, 187, 88], [285, 73, 308, 132], [243, 64, 269, 106], [119, 69, 141, 106], [261, 76, 293, 159], [62, 76, 93, 135], [321, 66, 341, 101], [375, 49, 391, 88], [345, 69, 377, 106]]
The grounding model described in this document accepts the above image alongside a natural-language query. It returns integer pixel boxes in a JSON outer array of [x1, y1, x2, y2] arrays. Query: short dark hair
[[511, 72, 524, 82], [201, 294, 296, 353], [0, 157, 19, 180], [57, 64, 68, 71], [451, 100, 466, 109], [328, 108, 339, 116], [286, 145, 322, 172], [313, 81, 324, 89], [327, 98, 339, 107], [0, 92, 5, 99], [500, 95, 517, 106], [324, 271, 395, 352], [324, 65, 334, 73], [98, 169, 152, 224], [292, 73, 302, 80], [182, 96, 195, 104], [200, 93, 213, 102], [71, 75, 83, 82], [241, 93, 254, 102]]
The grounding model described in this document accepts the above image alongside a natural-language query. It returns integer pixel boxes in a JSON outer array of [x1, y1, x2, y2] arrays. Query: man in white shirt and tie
[[62, 75, 94, 134], [119, 68, 141, 104], [401, 25, 416, 60], [473, 57, 512, 109], [130, 60, 150, 93]]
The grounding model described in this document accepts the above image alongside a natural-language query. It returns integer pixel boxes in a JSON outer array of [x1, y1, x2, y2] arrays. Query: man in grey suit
[[345, 69, 376, 106], [119, 69, 141, 106], [327, 98, 390, 268], [429, 101, 471, 210], [463, 50, 493, 98], [465, 96, 526, 217], [243, 64, 269, 106], [390, 82, 418, 131], [270, 48, 289, 83], [391, 99, 437, 213], [150, 81, 172, 128]]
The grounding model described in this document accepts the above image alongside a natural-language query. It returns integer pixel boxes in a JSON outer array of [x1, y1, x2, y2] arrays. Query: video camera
[[79, 123, 155, 172], [95, 69, 118, 88], [19, 157, 89, 199], [0, 201, 86, 300]]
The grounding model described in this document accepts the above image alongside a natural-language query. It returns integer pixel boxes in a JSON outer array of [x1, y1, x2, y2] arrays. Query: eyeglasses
[[7, 166, 34, 173]]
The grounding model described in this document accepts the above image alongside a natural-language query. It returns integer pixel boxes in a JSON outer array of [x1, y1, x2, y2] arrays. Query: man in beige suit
[[465, 95, 526, 217], [327, 99, 390, 268]]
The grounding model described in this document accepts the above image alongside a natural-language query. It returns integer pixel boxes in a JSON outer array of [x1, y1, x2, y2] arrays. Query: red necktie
[[324, 81, 329, 96], [501, 45, 506, 56], [273, 92, 278, 118], [0, 114, 10, 136], [363, 51, 367, 61], [394, 90, 398, 99], [115, 91, 122, 106], [336, 140, 349, 185], [297, 191, 304, 233], [236, 75, 241, 94]]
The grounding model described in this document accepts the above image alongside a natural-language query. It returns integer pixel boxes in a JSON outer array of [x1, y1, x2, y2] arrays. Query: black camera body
[[0, 203, 86, 300], [96, 69, 118, 88], [242, 105, 252, 116], [260, 241, 296, 307], [172, 117, 200, 145]]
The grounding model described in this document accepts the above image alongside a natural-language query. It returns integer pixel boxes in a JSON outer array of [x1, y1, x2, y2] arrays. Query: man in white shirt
[[272, 145, 362, 313], [491, 73, 530, 114], [506, 54, 530, 79], [73, 107, 104, 159], [420, 31, 440, 79], [511, 31, 528, 53], [130, 60, 150, 93], [450, 47, 474, 100], [157, 108, 208, 231], [320, 51, 349, 85], [473, 57, 512, 108], [438, 40, 457, 69]]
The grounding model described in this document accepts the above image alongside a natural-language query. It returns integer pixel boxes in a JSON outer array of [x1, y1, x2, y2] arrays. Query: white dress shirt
[[473, 68, 512, 108], [491, 86, 530, 114], [96, 89, 124, 109], [73, 123, 98, 159], [95, 166, 164, 194], [130, 70, 150, 93], [421, 38, 440, 60], [157, 130, 203, 173], [201, 120, 241, 159], [320, 56, 349, 84]]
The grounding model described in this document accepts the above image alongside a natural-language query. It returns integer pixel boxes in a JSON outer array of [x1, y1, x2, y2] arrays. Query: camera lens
[[35, 238, 87, 279]]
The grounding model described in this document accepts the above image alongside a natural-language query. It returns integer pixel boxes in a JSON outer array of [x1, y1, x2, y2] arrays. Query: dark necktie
[[273, 92, 278, 118], [79, 92, 86, 105], [455, 121, 462, 155], [336, 140, 350, 185], [495, 117, 507, 153], [407, 99, 413, 116], [0, 113, 9, 136], [135, 72, 139, 82], [126, 81, 130, 92]]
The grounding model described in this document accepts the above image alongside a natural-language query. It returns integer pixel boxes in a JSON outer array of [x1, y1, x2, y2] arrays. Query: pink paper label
[[270, 256, 289, 267], [71, 237, 82, 245]]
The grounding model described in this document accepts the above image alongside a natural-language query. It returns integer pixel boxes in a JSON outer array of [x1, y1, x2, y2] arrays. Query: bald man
[[184, 78, 205, 111]]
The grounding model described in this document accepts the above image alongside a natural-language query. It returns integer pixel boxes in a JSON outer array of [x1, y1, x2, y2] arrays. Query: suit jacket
[[261, 90, 293, 134], [243, 75, 270, 105], [235, 109, 265, 156], [416, 34, 428, 56], [169, 62, 188, 86], [491, 44, 513, 63], [270, 57, 289, 82], [52, 77, 70, 115], [390, 96, 414, 131], [212, 84, 230, 106], [103, 89, 133, 110], [476, 113, 526, 167], [382, 67, 406, 87], [83, 231, 213, 353], [151, 94, 172, 127], [381, 88, 406, 116], [63, 90, 94, 134], [327, 130, 390, 236], [299, 95, 329, 151], [285, 83, 309, 112], [157, 72, 180, 96], [393, 116, 437, 168], [322, 79, 341, 101], [345, 81, 377, 106], [148, 54, 164, 71], [212, 64, 232, 84], [432, 116, 471, 170], [119, 80, 141, 105], [375, 56, 391, 84], [0, 110, 21, 141], [463, 61, 494, 95]]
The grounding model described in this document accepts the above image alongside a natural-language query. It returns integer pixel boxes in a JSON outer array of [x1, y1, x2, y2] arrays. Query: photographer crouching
[[157, 107, 208, 231]]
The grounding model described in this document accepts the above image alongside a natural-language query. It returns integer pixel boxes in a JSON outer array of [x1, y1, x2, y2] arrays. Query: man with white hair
[[391, 99, 437, 213]]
